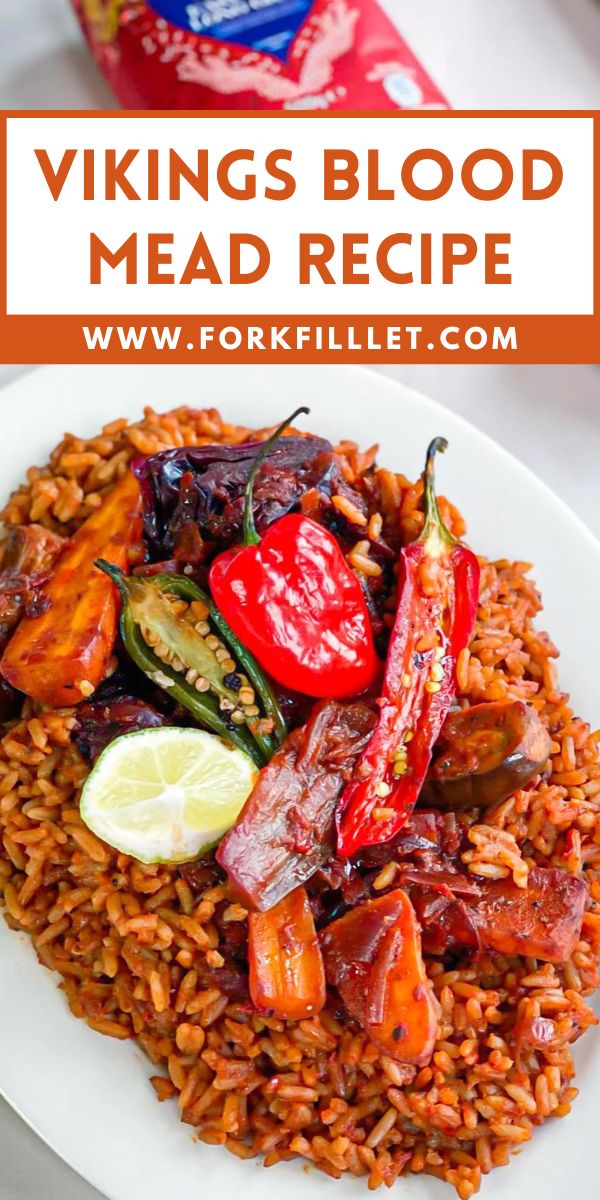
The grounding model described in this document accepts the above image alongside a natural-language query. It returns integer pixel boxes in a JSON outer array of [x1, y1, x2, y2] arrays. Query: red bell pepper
[[337, 438, 480, 857], [209, 408, 379, 700]]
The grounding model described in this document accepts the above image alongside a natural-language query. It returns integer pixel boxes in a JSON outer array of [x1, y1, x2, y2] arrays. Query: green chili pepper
[[153, 573, 287, 749], [208, 604, 287, 748], [96, 561, 286, 766]]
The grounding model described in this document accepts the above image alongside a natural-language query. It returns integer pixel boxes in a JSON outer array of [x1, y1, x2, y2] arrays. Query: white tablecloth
[[1, 0, 600, 1196]]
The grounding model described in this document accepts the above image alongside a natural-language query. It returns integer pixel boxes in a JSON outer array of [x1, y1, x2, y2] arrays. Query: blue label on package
[[149, 0, 313, 59]]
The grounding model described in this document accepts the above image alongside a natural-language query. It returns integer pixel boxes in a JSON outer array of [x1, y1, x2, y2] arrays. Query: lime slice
[[80, 727, 258, 864]]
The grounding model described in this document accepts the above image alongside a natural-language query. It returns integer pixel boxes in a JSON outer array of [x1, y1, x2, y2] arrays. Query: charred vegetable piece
[[74, 696, 170, 763], [408, 866, 587, 963], [0, 473, 142, 707], [248, 886, 326, 1019], [217, 699, 376, 912], [472, 867, 587, 963], [337, 439, 480, 857], [407, 883, 482, 957], [421, 700, 552, 810], [209, 408, 379, 700], [321, 889, 439, 1064], [0, 677, 19, 724], [97, 564, 285, 767], [133, 430, 334, 562], [0, 524, 65, 650]]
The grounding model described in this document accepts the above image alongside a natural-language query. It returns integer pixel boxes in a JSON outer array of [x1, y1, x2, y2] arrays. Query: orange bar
[[0, 314, 598, 364]]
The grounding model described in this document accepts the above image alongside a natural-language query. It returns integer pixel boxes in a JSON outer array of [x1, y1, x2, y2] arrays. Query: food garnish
[[337, 438, 480, 856], [80, 726, 257, 864], [421, 698, 552, 809], [0, 471, 142, 706], [132, 428, 334, 565], [0, 523, 65, 651], [209, 408, 379, 699], [217, 699, 376, 911], [74, 693, 171, 763], [320, 888, 439, 1065], [97, 564, 285, 767], [248, 885, 326, 1020]]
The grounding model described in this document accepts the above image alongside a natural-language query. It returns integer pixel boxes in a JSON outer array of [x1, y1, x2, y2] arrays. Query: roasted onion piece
[[421, 700, 551, 810], [320, 889, 439, 1065], [217, 700, 376, 911]]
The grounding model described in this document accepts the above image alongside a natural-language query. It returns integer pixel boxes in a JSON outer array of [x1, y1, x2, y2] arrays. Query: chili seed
[[190, 600, 209, 620], [244, 705, 260, 718], [220, 699, 235, 712], [425, 681, 442, 694], [373, 862, 398, 890], [238, 688, 255, 706], [368, 513, 383, 541], [372, 807, 395, 821], [430, 663, 444, 682], [416, 633, 437, 653], [186, 669, 199, 685], [195, 621, 211, 636], [231, 711, 246, 724], [375, 781, 392, 798], [194, 677, 210, 692], [215, 648, 229, 663], [221, 659, 236, 673], [402, 673, 411, 687], [205, 635, 220, 650]]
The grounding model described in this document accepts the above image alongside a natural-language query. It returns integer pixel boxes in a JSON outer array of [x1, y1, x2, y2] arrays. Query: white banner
[[5, 112, 596, 317]]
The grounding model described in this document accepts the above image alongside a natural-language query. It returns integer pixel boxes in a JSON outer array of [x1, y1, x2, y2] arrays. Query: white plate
[[0, 364, 598, 1200]]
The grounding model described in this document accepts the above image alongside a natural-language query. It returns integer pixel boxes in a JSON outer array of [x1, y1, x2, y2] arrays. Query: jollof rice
[[1, 406, 599, 1199]]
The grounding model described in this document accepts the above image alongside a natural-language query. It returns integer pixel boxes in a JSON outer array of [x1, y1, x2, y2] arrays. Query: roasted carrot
[[0, 472, 142, 707], [248, 885, 326, 1020], [321, 888, 439, 1065], [367, 889, 439, 1065]]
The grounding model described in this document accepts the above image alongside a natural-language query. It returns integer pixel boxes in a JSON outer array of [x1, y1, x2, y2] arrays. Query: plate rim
[[0, 361, 599, 1200]]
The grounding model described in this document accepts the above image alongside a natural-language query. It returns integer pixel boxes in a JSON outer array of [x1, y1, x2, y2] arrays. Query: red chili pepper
[[209, 408, 379, 700], [336, 438, 480, 858]]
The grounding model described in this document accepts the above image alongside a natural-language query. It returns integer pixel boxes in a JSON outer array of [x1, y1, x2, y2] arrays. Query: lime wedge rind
[[79, 726, 257, 865]]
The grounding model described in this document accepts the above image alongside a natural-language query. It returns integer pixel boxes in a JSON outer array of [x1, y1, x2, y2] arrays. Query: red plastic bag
[[73, 0, 448, 110]]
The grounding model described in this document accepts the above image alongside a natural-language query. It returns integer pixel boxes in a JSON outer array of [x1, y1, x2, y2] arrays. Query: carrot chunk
[[0, 472, 142, 707], [321, 888, 439, 1065], [367, 890, 439, 1065], [248, 886, 326, 1020]]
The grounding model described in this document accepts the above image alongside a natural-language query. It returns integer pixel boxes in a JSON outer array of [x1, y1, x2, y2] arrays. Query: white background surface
[[0, 1, 599, 1198]]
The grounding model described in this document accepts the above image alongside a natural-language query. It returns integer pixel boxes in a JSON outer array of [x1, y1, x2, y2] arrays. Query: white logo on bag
[[186, 0, 280, 32]]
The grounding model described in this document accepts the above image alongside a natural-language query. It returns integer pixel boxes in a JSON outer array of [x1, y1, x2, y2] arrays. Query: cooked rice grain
[[1, 407, 599, 1198]]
